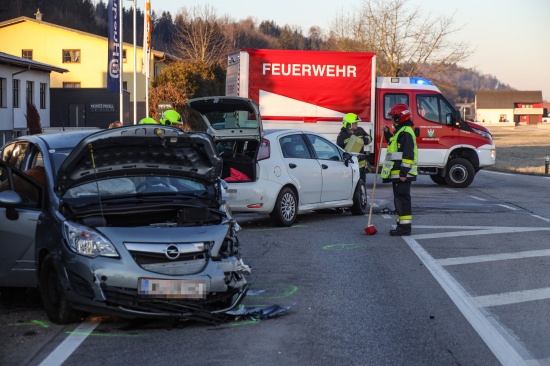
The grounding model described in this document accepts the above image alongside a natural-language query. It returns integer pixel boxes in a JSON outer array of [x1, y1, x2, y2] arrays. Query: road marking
[[474, 287, 550, 308], [444, 188, 459, 193], [438, 249, 550, 266], [39, 321, 99, 366], [469, 195, 487, 201], [498, 204, 519, 210], [532, 214, 550, 223], [403, 236, 534, 365], [413, 226, 550, 240]]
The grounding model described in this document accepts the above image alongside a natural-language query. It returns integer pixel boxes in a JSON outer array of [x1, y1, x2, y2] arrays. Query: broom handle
[[367, 131, 385, 227]]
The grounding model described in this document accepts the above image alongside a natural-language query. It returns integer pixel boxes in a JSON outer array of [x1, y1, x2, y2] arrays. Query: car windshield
[[50, 148, 73, 175], [63, 176, 207, 199], [202, 109, 259, 130]]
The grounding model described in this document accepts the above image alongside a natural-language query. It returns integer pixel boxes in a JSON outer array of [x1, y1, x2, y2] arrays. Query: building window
[[13, 79, 20, 108], [0, 78, 6, 107], [63, 82, 81, 88], [62, 49, 81, 63], [40, 83, 46, 109], [123, 49, 127, 63], [22, 50, 33, 60], [26, 81, 34, 103]]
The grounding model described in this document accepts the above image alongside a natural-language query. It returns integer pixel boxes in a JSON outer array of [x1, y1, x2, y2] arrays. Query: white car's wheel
[[350, 180, 368, 215], [270, 187, 297, 227]]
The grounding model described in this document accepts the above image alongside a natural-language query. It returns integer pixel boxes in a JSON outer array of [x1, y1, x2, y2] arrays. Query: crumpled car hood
[[55, 125, 223, 195]]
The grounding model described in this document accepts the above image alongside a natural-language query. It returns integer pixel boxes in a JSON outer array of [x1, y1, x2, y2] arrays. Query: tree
[[327, 0, 473, 78], [149, 60, 225, 130], [171, 5, 231, 64], [26, 100, 41, 135]]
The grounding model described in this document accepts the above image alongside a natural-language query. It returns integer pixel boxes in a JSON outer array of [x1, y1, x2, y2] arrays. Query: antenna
[[88, 143, 105, 221]]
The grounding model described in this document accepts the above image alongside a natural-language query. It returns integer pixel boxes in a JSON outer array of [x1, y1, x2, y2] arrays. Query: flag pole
[[119, 0, 124, 123], [133, 0, 137, 124], [144, 0, 151, 117]]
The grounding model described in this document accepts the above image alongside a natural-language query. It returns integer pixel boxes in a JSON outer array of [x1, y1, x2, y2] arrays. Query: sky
[[145, 0, 550, 101]]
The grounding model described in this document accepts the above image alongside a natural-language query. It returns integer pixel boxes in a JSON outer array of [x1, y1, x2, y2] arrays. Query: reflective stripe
[[398, 215, 412, 224], [386, 152, 403, 160]]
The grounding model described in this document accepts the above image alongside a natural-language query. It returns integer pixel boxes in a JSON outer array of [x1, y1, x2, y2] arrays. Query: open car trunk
[[218, 139, 259, 183]]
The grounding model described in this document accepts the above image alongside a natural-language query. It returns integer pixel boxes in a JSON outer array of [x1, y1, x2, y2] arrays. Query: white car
[[187, 96, 368, 227]]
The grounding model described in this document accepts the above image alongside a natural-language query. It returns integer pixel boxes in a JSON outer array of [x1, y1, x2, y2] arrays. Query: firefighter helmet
[[160, 109, 182, 125], [342, 113, 361, 129], [388, 104, 412, 124], [138, 117, 157, 125]]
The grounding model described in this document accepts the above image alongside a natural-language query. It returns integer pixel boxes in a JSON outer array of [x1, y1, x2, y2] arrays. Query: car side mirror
[[0, 190, 22, 220], [342, 152, 352, 167]]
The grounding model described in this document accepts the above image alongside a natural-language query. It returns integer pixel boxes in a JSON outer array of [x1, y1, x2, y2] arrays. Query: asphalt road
[[3, 170, 550, 366]]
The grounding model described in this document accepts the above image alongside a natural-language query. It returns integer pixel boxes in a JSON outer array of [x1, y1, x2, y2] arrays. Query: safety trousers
[[392, 180, 412, 229]]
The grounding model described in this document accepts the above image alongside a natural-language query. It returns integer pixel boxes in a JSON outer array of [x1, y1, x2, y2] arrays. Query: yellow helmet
[[138, 117, 157, 125], [342, 113, 361, 129], [159, 109, 182, 125]]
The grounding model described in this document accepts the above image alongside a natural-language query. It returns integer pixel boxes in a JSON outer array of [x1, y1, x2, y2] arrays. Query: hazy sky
[[149, 0, 550, 101]]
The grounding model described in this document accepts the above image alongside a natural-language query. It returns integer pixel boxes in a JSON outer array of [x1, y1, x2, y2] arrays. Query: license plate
[[138, 278, 206, 299]]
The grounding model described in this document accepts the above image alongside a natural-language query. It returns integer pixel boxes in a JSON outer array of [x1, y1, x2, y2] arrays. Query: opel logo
[[165, 244, 180, 260]]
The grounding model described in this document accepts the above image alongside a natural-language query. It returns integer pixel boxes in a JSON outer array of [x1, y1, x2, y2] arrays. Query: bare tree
[[171, 4, 232, 65], [328, 0, 473, 78]]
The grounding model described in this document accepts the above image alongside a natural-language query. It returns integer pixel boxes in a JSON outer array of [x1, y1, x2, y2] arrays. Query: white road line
[[39, 321, 99, 366], [498, 204, 519, 210], [403, 236, 534, 365], [444, 188, 459, 193], [474, 287, 550, 308], [532, 214, 550, 223], [438, 249, 550, 266], [413, 227, 550, 240], [382, 214, 392, 219], [469, 195, 487, 201]]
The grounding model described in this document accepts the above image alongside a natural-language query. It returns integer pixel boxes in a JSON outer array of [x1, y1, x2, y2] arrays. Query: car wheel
[[270, 187, 297, 227], [430, 174, 447, 185], [350, 180, 368, 215], [445, 158, 475, 188], [39, 254, 82, 324]]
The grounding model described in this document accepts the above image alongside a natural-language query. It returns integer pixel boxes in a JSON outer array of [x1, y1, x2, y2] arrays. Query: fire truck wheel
[[445, 158, 475, 188]]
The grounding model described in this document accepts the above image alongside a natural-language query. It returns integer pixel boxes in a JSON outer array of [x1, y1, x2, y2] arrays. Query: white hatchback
[[187, 96, 368, 226]]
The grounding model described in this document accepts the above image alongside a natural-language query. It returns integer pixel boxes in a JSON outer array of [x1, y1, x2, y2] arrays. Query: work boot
[[389, 224, 411, 236]]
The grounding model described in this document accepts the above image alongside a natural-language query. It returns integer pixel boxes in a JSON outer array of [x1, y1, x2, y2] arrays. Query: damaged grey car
[[0, 125, 250, 324]]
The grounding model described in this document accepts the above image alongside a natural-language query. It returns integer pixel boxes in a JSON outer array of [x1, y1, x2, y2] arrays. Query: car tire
[[430, 174, 447, 185], [270, 187, 297, 227], [39, 254, 82, 324], [445, 158, 475, 188], [350, 180, 368, 215]]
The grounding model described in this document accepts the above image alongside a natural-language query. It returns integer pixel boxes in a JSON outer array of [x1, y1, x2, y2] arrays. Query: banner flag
[[107, 0, 121, 93], [142, 0, 152, 75]]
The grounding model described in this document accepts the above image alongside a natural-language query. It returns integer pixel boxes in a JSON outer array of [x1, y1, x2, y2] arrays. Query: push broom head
[[364, 225, 377, 235]]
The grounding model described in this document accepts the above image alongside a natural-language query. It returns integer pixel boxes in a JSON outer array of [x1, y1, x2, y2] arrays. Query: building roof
[[0, 16, 176, 60], [0, 51, 68, 73], [476, 90, 543, 109]]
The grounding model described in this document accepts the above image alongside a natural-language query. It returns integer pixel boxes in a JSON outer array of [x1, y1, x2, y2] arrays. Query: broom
[[365, 131, 385, 235]]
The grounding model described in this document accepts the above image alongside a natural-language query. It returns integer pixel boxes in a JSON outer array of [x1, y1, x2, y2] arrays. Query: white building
[[0, 52, 67, 143]]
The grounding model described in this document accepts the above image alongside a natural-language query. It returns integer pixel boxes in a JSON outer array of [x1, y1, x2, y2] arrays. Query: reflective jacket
[[380, 123, 418, 182]]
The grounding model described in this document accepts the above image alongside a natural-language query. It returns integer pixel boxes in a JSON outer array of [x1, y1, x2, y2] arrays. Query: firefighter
[[381, 104, 418, 236], [336, 113, 373, 182]]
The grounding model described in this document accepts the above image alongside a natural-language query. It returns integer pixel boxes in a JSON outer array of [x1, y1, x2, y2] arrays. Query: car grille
[[100, 282, 248, 323], [124, 242, 210, 275]]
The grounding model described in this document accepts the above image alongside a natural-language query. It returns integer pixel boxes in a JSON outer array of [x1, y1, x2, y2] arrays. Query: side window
[[280, 134, 312, 159], [306, 134, 342, 161], [417, 95, 455, 124], [0, 164, 44, 209], [384, 94, 409, 120], [2, 142, 28, 169]]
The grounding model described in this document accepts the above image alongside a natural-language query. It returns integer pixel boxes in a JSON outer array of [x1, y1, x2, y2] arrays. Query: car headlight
[[63, 221, 119, 258], [471, 128, 492, 141]]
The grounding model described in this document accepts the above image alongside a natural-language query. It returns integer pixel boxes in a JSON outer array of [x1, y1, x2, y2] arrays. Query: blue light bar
[[410, 77, 434, 86]]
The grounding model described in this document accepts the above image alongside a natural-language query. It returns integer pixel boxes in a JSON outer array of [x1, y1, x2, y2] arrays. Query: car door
[[0, 141, 46, 288], [305, 134, 354, 202], [279, 133, 322, 205], [0, 161, 43, 287]]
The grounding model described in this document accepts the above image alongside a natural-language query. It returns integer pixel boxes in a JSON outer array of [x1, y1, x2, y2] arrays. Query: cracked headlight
[[63, 221, 119, 258]]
